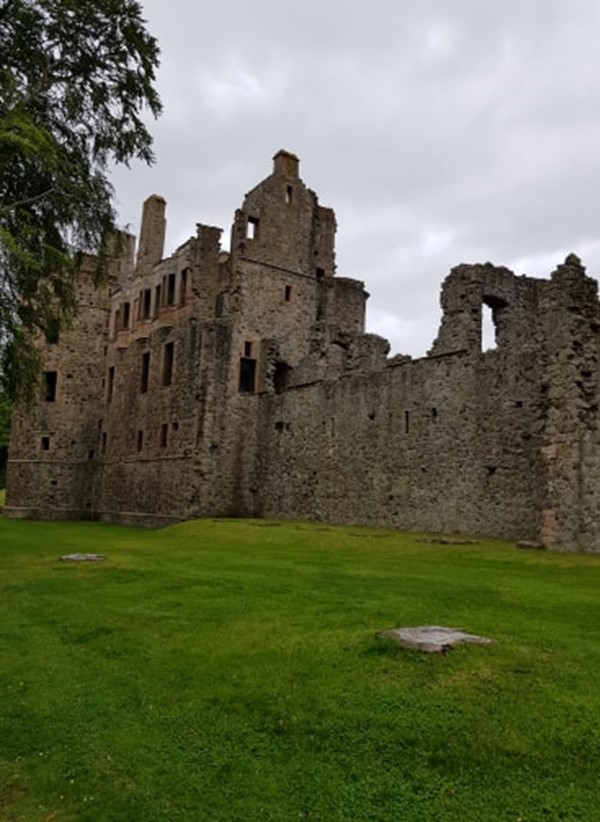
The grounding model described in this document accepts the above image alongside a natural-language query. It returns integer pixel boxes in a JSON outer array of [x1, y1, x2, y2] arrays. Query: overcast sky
[[111, 0, 600, 356]]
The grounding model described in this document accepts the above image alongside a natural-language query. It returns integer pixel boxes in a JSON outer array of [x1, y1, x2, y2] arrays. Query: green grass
[[1, 518, 600, 821]]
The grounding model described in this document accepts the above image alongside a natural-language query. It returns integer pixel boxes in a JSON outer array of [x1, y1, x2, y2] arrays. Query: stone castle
[[5, 151, 600, 551]]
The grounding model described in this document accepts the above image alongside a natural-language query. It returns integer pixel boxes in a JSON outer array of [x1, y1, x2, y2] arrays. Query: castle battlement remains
[[5, 151, 600, 551]]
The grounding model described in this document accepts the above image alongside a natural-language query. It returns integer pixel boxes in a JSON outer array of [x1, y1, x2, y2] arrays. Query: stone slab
[[60, 553, 106, 562], [377, 625, 493, 654]]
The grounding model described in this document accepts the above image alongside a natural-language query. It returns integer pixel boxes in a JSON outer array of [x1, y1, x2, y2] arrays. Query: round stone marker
[[377, 625, 493, 654], [60, 553, 106, 562]]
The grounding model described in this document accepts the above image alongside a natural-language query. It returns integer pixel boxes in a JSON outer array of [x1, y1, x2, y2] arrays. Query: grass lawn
[[1, 518, 600, 821]]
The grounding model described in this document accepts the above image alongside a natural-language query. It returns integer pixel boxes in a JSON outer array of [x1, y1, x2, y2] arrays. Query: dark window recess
[[285, 185, 293, 204], [246, 216, 259, 240], [431, 407, 438, 420], [239, 358, 256, 393], [162, 342, 174, 386], [172, 421, 179, 432], [107, 366, 115, 403], [273, 361, 292, 395], [45, 318, 60, 344], [88, 450, 95, 460], [154, 284, 161, 316], [142, 289, 152, 319], [160, 423, 168, 448], [215, 293, 225, 317], [41, 436, 50, 451], [316, 267, 325, 279], [141, 352, 150, 393], [284, 285, 292, 302], [405, 410, 410, 434], [244, 340, 253, 357], [166, 273, 176, 306], [122, 301, 131, 329], [102, 432, 107, 453], [137, 430, 143, 452], [180, 270, 188, 306], [43, 371, 57, 402]]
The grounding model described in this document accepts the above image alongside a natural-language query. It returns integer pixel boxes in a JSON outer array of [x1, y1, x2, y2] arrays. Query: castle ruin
[[5, 150, 600, 551]]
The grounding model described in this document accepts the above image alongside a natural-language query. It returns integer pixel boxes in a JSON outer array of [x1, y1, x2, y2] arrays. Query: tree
[[0, 0, 162, 402]]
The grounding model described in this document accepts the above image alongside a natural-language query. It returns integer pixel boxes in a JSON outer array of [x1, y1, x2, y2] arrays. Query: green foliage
[[0, 0, 161, 402], [1, 518, 600, 820]]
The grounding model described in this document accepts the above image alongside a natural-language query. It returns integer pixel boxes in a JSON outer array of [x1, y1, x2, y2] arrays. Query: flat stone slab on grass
[[60, 553, 106, 562], [377, 625, 493, 654]]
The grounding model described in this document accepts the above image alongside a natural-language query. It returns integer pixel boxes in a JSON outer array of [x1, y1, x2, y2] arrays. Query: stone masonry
[[5, 151, 600, 551]]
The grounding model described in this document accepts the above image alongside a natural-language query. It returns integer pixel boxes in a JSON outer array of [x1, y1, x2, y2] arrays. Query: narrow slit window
[[246, 216, 259, 240], [43, 371, 57, 402], [154, 284, 161, 316], [284, 285, 292, 302], [107, 366, 114, 403], [285, 185, 293, 204], [102, 432, 107, 454], [137, 430, 143, 452], [142, 289, 152, 319], [141, 352, 150, 393], [405, 410, 410, 434], [41, 435, 50, 451], [160, 423, 168, 448], [122, 302, 131, 329], [162, 342, 174, 386], [244, 341, 253, 357]]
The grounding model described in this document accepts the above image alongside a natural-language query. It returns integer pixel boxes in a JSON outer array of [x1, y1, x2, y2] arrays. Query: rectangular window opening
[[137, 430, 143, 452], [41, 436, 50, 451], [246, 216, 259, 240], [154, 284, 161, 317], [162, 341, 174, 386], [142, 289, 152, 319], [405, 410, 410, 434], [43, 371, 57, 402], [166, 273, 176, 306], [102, 432, 107, 454], [244, 340, 253, 357], [141, 352, 150, 393], [107, 366, 115, 403], [284, 285, 292, 302], [316, 267, 325, 279], [239, 357, 256, 393], [285, 185, 293, 204], [122, 302, 131, 329], [160, 423, 168, 448]]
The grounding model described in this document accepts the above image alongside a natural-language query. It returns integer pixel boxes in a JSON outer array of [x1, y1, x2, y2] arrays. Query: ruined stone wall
[[5, 260, 110, 519], [7, 151, 600, 552]]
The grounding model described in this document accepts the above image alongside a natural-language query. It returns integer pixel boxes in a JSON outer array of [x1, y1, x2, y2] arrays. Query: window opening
[[246, 216, 259, 240], [404, 410, 410, 434], [162, 342, 174, 386], [273, 361, 292, 395], [137, 430, 143, 451], [166, 273, 176, 306], [154, 284, 161, 316], [239, 357, 256, 393], [142, 289, 152, 319], [172, 421, 179, 432], [285, 185, 293, 204], [88, 450, 95, 460], [316, 267, 325, 279], [107, 366, 114, 403], [41, 436, 50, 451], [122, 301, 131, 329], [481, 303, 497, 351], [102, 432, 107, 454], [284, 285, 292, 302], [141, 352, 150, 393], [43, 371, 57, 402], [160, 423, 168, 448], [244, 341, 253, 357]]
